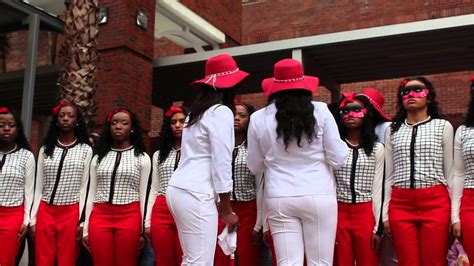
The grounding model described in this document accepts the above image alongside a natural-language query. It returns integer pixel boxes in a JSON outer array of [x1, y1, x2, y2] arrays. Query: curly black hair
[[96, 109, 146, 162], [187, 84, 236, 128], [41, 101, 89, 157], [158, 107, 187, 164], [333, 95, 378, 156], [235, 101, 256, 146], [464, 79, 474, 127], [268, 89, 317, 151], [0, 108, 31, 151], [390, 76, 443, 134]]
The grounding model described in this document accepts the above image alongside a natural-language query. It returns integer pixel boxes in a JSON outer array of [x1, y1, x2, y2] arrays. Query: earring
[[131, 130, 134, 133]]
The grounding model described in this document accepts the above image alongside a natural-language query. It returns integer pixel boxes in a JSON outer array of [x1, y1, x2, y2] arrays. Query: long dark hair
[[158, 107, 187, 164], [334, 96, 378, 156], [41, 102, 89, 157], [268, 89, 317, 150], [187, 84, 236, 127], [464, 80, 474, 127], [390, 76, 443, 133], [235, 101, 256, 146], [96, 109, 146, 162], [0, 108, 31, 151]]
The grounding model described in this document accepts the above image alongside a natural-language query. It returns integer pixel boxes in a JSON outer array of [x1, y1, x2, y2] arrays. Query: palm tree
[[58, 0, 99, 129]]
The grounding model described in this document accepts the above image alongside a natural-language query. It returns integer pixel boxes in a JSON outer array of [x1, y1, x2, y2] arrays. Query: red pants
[[215, 200, 259, 266], [89, 202, 141, 266], [388, 185, 450, 266], [460, 189, 474, 261], [334, 201, 379, 266], [0, 205, 23, 266], [150, 195, 182, 266], [35, 201, 79, 266]]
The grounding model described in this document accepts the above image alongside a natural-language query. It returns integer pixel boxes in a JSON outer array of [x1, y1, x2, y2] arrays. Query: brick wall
[[182, 0, 242, 44], [4, 31, 59, 72], [242, 0, 474, 44], [154, 38, 184, 58]]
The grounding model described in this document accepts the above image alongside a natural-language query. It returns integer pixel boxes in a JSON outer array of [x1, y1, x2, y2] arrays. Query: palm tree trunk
[[58, 0, 99, 129]]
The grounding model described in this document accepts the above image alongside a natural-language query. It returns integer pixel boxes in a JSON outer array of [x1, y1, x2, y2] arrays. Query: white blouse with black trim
[[232, 142, 264, 232], [145, 149, 180, 228], [84, 146, 151, 236], [334, 141, 384, 233], [451, 125, 474, 224], [232, 142, 257, 201], [30, 142, 93, 226], [0, 147, 35, 226], [383, 117, 454, 222]]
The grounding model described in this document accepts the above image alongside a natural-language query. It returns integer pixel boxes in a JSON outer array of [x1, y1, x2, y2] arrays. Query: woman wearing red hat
[[452, 75, 474, 261], [332, 93, 384, 266], [247, 58, 348, 265], [30, 100, 93, 266], [383, 77, 453, 265], [144, 106, 186, 266], [214, 100, 264, 266], [83, 109, 151, 266], [0, 107, 35, 266], [166, 54, 246, 264]]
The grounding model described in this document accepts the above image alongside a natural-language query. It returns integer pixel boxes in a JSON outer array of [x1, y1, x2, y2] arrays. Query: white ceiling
[[24, 0, 65, 15]]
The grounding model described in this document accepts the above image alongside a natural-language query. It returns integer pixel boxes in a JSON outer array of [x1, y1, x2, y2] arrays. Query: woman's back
[[247, 101, 348, 197], [169, 104, 234, 195]]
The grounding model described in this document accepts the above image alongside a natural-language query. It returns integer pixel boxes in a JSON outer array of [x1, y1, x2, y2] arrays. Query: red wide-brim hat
[[192, 54, 249, 89], [357, 88, 392, 122], [262, 59, 319, 97]]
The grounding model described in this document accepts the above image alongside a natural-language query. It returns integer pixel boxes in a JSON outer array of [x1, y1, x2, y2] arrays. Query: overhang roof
[[0, 0, 64, 34], [153, 14, 474, 108]]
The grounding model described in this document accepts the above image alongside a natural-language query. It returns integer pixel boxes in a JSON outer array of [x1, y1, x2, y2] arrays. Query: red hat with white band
[[192, 54, 249, 89], [262, 59, 319, 97]]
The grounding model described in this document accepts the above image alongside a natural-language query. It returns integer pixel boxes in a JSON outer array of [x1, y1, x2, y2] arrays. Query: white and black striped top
[[457, 125, 474, 188], [145, 148, 180, 228], [390, 118, 449, 188], [30, 142, 92, 225], [383, 117, 454, 222], [0, 147, 35, 225], [452, 125, 474, 224], [156, 149, 180, 196], [84, 146, 151, 236], [231, 142, 256, 201], [93, 147, 150, 204], [335, 142, 384, 204]]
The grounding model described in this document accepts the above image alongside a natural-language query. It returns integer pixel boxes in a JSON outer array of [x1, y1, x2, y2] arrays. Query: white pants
[[166, 186, 218, 266], [267, 194, 337, 266]]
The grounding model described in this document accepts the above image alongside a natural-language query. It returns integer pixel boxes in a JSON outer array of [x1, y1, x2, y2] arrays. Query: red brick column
[[95, 0, 155, 145]]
